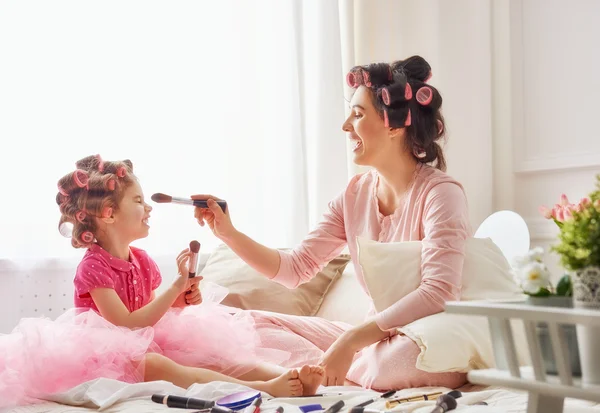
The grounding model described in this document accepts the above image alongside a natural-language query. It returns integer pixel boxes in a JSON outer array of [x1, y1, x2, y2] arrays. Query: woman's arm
[[374, 182, 470, 331], [194, 193, 348, 288]]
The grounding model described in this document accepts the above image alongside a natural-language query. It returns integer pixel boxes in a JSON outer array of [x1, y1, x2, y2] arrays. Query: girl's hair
[[56, 155, 136, 248], [346, 55, 447, 171]]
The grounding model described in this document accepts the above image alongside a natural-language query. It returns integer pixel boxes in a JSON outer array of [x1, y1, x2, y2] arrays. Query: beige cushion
[[200, 244, 351, 316], [357, 236, 528, 373]]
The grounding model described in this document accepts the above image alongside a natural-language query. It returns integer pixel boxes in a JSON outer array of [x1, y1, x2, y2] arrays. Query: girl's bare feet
[[299, 365, 325, 396], [258, 369, 303, 397]]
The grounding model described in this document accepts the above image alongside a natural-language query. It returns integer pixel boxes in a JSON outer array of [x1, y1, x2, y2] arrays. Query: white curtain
[[0, 0, 350, 265]]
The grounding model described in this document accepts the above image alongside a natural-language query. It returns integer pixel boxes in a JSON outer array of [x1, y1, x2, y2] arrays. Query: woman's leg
[[248, 311, 351, 367], [346, 335, 467, 391], [143, 353, 304, 397]]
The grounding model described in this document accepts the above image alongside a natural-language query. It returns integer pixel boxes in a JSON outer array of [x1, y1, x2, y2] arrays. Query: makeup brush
[[151, 193, 227, 212], [188, 240, 201, 278]]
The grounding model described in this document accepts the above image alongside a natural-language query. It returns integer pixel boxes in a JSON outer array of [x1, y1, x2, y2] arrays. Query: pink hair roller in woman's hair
[[346, 71, 363, 88], [363, 70, 371, 87], [383, 110, 389, 128], [58, 185, 69, 197], [405, 109, 411, 127], [382, 88, 391, 106], [405, 83, 413, 100], [416, 87, 433, 106]]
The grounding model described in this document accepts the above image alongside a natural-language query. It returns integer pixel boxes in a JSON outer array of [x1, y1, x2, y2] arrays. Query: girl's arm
[[90, 286, 181, 328]]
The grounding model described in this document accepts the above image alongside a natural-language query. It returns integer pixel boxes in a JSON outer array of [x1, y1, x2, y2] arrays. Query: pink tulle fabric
[[0, 283, 289, 408]]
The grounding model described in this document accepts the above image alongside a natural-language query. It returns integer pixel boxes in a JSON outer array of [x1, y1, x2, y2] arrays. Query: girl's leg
[[143, 353, 303, 397], [238, 363, 325, 397], [346, 335, 467, 391]]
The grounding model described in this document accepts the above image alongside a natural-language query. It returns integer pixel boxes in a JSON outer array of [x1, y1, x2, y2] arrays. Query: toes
[[288, 368, 300, 380], [289, 378, 302, 386], [299, 365, 311, 377]]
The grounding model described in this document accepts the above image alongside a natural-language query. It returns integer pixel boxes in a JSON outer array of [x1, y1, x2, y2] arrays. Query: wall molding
[[516, 152, 600, 175], [526, 217, 558, 241]]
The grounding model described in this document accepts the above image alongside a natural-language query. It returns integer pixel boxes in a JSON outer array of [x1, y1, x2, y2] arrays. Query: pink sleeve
[[149, 257, 162, 290], [375, 182, 470, 330], [271, 192, 347, 288], [74, 258, 115, 298]]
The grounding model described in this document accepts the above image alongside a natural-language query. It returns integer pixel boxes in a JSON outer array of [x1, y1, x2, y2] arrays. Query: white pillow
[[356, 236, 529, 373]]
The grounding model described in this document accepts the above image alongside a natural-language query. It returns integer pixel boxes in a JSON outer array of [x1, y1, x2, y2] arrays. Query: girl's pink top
[[273, 164, 472, 331], [73, 244, 162, 312]]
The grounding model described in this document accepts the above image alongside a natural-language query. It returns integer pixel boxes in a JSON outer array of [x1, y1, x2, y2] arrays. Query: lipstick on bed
[[151, 193, 227, 212], [151, 394, 215, 410]]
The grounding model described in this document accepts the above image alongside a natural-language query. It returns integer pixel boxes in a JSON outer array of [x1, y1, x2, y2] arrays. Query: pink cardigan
[[272, 164, 471, 331]]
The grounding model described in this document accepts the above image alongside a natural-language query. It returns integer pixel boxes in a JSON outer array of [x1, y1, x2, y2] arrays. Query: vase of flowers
[[513, 248, 581, 376], [539, 174, 600, 384]]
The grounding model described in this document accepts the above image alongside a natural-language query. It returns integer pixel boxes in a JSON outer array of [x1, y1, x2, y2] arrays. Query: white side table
[[445, 301, 600, 413]]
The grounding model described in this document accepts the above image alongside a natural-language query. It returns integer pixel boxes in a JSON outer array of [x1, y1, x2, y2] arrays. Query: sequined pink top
[[73, 244, 162, 312], [273, 164, 472, 330]]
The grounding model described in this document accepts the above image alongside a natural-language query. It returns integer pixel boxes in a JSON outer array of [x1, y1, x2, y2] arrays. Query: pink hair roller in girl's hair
[[106, 179, 116, 191], [57, 185, 69, 197], [76, 210, 87, 223], [80, 231, 94, 243], [188, 240, 201, 278], [116, 166, 127, 178], [416, 87, 433, 106], [73, 169, 89, 189], [95, 154, 104, 172]]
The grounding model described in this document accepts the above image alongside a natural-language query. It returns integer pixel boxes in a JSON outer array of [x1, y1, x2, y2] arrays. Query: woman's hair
[[56, 155, 136, 248], [346, 55, 447, 171]]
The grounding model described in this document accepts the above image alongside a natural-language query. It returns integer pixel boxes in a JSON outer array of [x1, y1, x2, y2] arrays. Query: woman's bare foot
[[258, 369, 303, 397], [299, 365, 324, 396]]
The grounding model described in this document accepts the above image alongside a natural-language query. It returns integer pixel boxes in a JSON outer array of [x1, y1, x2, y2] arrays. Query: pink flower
[[538, 206, 553, 219], [539, 194, 591, 223]]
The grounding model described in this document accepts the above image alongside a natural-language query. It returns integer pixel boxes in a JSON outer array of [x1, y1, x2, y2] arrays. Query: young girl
[[0, 155, 323, 408]]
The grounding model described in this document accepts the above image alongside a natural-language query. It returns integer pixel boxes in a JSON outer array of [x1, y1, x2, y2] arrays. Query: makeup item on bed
[[275, 407, 284, 413], [350, 390, 397, 412], [152, 394, 215, 410], [323, 400, 345, 413], [299, 404, 323, 413], [242, 396, 262, 413], [471, 401, 488, 406], [188, 240, 201, 278], [428, 394, 457, 413], [385, 391, 443, 408], [217, 391, 262, 411], [445, 390, 462, 400], [151, 193, 228, 212]]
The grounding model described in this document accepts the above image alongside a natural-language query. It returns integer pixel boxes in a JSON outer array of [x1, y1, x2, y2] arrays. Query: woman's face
[[342, 86, 402, 167]]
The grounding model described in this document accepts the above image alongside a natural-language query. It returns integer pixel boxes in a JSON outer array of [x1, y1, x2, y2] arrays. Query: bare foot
[[260, 369, 303, 397], [299, 365, 324, 396]]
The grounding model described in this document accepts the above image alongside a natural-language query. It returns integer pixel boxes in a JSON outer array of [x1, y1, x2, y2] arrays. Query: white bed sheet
[[2, 380, 599, 413]]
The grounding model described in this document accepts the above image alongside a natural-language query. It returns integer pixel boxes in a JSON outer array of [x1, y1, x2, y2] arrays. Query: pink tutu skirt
[[0, 283, 289, 408]]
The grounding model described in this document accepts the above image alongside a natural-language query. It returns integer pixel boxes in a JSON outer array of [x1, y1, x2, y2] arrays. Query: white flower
[[517, 261, 551, 294], [526, 246, 545, 263]]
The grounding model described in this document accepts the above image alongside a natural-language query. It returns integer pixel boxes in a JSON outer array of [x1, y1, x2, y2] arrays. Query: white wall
[[493, 0, 600, 281]]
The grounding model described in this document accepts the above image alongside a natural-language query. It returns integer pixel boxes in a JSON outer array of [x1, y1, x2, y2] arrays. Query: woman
[[193, 56, 470, 391]]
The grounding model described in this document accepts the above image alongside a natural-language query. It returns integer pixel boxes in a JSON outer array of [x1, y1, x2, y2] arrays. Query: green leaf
[[555, 275, 572, 296], [530, 287, 551, 297]]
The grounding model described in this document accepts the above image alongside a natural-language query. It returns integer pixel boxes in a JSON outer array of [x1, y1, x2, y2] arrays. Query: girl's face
[[111, 180, 152, 243], [342, 86, 403, 167]]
